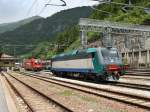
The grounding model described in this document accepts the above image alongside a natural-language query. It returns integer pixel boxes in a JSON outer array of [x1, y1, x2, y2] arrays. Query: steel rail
[[126, 69, 150, 77], [1, 72, 34, 112], [108, 81, 150, 91], [17, 71, 150, 110], [20, 71, 150, 91], [126, 71, 150, 74], [6, 72, 73, 112], [122, 76, 150, 81], [125, 73, 150, 77], [127, 69, 150, 72]]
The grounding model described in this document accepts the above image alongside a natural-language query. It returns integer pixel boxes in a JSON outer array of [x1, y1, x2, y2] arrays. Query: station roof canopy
[[0, 53, 18, 60]]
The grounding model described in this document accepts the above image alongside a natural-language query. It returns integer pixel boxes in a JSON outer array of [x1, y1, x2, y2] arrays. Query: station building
[[0, 53, 19, 71]]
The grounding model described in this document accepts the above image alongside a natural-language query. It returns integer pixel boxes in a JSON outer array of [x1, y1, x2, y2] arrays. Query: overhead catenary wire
[[38, 0, 52, 15], [90, 5, 112, 15], [105, 1, 149, 9], [26, 0, 38, 17], [38, 0, 67, 15], [91, 0, 150, 14], [93, 0, 150, 10], [45, 0, 67, 6]]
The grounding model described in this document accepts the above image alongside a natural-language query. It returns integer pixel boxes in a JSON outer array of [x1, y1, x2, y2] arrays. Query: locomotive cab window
[[101, 49, 119, 59], [109, 50, 119, 58]]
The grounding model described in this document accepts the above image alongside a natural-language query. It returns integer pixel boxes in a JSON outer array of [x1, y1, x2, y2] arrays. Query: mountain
[[32, 0, 150, 59], [0, 6, 92, 55], [66, 0, 150, 50], [0, 16, 42, 34]]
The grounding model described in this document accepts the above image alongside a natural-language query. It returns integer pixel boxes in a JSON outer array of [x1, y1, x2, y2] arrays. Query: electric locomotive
[[51, 47, 125, 81], [23, 58, 43, 71]]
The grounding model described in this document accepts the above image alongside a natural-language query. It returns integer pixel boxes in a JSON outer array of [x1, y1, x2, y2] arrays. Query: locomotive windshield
[[101, 49, 119, 59], [35, 59, 41, 64]]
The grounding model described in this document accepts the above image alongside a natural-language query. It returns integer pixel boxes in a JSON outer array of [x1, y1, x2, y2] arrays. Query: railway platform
[[0, 76, 9, 112], [0, 74, 17, 112]]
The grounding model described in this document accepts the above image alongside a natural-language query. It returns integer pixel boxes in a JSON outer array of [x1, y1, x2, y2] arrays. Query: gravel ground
[[10, 72, 148, 112], [30, 71, 150, 87], [51, 77, 150, 100]]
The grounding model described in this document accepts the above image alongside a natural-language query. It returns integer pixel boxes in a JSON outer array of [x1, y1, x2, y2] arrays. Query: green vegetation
[[0, 6, 92, 55], [59, 90, 73, 96], [26, 26, 80, 59], [0, 16, 42, 34], [58, 90, 97, 102], [1, 0, 150, 58], [28, 0, 150, 59], [91, 0, 150, 24], [67, 0, 150, 51]]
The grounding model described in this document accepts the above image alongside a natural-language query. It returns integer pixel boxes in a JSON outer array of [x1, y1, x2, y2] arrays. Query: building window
[[4, 62, 9, 64]]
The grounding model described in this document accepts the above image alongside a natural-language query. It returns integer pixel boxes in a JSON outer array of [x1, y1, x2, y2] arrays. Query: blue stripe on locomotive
[[52, 68, 95, 73]]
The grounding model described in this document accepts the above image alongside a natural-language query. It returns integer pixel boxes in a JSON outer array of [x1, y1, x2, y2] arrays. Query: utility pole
[[13, 46, 16, 57], [81, 31, 88, 48]]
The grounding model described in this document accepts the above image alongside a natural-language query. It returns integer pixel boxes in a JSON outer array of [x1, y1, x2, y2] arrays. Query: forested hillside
[[0, 6, 92, 55], [0, 16, 42, 34], [31, 0, 150, 59], [91, 0, 150, 24], [1, 0, 149, 58]]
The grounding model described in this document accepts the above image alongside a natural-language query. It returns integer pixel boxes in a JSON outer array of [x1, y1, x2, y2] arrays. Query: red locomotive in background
[[23, 58, 43, 71]]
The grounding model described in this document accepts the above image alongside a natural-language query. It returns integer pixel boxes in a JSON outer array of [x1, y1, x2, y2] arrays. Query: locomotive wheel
[[101, 74, 109, 81], [115, 73, 120, 80], [94, 75, 100, 82], [83, 74, 88, 81], [53, 71, 59, 76]]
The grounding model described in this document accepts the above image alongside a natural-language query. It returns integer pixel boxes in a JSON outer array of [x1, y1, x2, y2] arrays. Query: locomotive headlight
[[110, 59, 114, 62], [114, 71, 118, 74], [107, 64, 120, 71]]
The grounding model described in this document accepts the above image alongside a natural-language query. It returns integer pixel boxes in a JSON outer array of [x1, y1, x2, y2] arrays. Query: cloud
[[0, 0, 28, 23], [0, 0, 98, 24]]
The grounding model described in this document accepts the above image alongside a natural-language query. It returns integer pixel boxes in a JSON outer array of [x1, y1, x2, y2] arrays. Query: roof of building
[[0, 53, 18, 60]]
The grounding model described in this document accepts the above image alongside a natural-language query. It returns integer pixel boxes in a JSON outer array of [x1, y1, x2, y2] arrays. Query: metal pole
[[13, 46, 16, 57], [81, 31, 87, 48]]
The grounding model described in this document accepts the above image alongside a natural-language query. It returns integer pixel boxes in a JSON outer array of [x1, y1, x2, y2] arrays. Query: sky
[[0, 0, 99, 24]]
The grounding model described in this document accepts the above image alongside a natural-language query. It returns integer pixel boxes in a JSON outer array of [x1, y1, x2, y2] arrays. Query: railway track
[[20, 71, 150, 91], [126, 71, 150, 77], [13, 71, 150, 110], [125, 72, 150, 77], [124, 69, 150, 80], [1, 72, 34, 112], [2, 72, 73, 112], [126, 69, 150, 76], [127, 69, 150, 72], [122, 75, 150, 81]]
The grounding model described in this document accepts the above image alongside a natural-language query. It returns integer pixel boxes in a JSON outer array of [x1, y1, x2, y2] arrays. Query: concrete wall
[[122, 49, 150, 68]]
